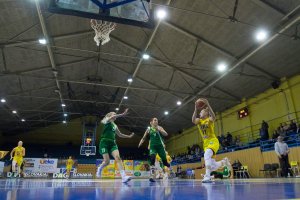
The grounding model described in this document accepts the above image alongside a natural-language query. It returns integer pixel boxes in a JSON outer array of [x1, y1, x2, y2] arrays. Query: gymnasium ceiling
[[0, 0, 300, 137]]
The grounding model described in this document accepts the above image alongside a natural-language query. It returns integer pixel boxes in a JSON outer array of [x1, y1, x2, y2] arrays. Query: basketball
[[196, 99, 206, 110]]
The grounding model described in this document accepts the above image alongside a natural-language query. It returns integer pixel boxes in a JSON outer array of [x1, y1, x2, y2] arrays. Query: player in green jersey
[[96, 109, 134, 183], [138, 117, 170, 182]]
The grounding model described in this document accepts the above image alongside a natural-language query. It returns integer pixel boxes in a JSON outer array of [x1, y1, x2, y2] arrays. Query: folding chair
[[259, 164, 272, 177], [290, 161, 299, 177], [236, 166, 250, 178], [271, 163, 281, 177]]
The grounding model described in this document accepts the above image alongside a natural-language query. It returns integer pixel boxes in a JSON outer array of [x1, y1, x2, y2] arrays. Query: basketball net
[[90, 19, 116, 46]]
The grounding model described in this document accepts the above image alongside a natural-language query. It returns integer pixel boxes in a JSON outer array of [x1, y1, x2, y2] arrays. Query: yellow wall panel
[[176, 146, 300, 179], [167, 75, 300, 155]]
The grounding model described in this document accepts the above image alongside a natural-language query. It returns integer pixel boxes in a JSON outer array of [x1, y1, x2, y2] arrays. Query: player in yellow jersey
[[192, 99, 232, 183], [10, 141, 25, 177], [66, 156, 74, 178]]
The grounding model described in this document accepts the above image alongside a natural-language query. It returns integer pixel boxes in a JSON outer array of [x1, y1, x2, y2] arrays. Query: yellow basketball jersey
[[66, 159, 74, 166], [197, 117, 216, 140], [13, 146, 24, 158]]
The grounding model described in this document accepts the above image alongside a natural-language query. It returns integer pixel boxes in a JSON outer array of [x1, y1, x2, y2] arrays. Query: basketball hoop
[[90, 19, 116, 46], [85, 149, 91, 157]]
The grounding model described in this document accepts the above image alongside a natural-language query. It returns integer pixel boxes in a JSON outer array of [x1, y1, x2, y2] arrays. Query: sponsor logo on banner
[[52, 172, 93, 179], [23, 172, 48, 178], [124, 160, 134, 176], [23, 158, 58, 173], [6, 172, 21, 178], [134, 171, 141, 176], [40, 159, 55, 164], [134, 160, 150, 177], [53, 173, 68, 179], [72, 173, 93, 178], [7, 172, 48, 179]]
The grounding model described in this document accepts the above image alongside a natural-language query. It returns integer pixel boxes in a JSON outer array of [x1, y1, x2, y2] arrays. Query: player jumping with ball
[[192, 98, 232, 183]]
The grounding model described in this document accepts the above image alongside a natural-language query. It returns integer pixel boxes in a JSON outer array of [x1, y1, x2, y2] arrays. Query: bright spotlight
[[177, 101, 182, 106], [61, 104, 66, 107], [64, 113, 68, 117], [164, 111, 169, 115], [127, 78, 133, 83], [142, 54, 150, 60], [62, 120, 67, 124], [217, 63, 227, 72], [255, 29, 268, 42], [123, 96, 128, 100], [0, 98, 6, 103], [115, 108, 119, 111], [38, 38, 47, 44], [156, 9, 167, 20], [12, 110, 17, 114], [21, 119, 26, 122]]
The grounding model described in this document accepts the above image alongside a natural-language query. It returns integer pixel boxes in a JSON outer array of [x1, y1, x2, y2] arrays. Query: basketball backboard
[[80, 145, 96, 156], [48, 0, 154, 28]]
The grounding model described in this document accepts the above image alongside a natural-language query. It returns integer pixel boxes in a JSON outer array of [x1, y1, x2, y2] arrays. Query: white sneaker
[[96, 167, 102, 178], [202, 175, 212, 183], [122, 176, 131, 183]]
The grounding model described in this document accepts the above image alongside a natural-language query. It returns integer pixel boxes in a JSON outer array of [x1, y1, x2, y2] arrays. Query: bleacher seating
[[260, 132, 300, 152], [172, 131, 299, 165]]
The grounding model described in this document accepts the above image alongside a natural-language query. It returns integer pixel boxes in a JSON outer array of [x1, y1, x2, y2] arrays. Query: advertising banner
[[114, 160, 133, 177], [23, 172, 49, 178], [133, 160, 150, 177], [23, 158, 58, 173], [96, 159, 149, 178], [96, 159, 115, 178], [124, 160, 134, 176]]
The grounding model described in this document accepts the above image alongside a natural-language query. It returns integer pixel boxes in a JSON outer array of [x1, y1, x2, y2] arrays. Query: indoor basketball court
[[0, 0, 300, 200]]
